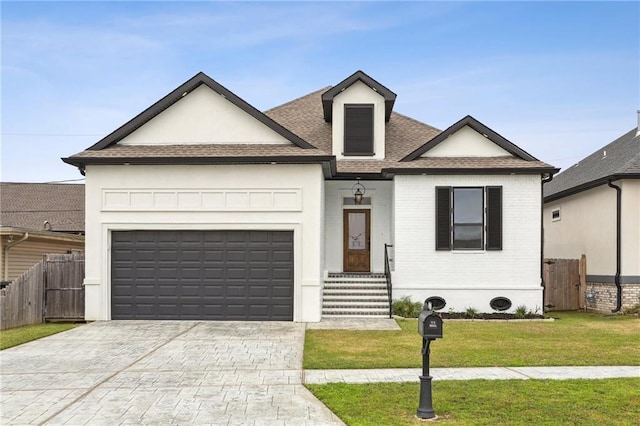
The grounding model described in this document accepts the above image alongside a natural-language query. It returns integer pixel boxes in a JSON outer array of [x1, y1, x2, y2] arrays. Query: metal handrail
[[384, 243, 393, 318]]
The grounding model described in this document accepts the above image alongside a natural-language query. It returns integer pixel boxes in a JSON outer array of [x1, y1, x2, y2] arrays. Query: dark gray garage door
[[111, 230, 293, 320]]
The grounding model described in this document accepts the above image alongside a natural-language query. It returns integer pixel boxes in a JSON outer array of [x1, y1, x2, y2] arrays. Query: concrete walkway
[[304, 318, 639, 384], [1, 321, 344, 426], [304, 366, 640, 384]]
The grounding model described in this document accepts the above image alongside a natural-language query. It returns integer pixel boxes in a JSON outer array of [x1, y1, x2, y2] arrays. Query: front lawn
[[304, 311, 640, 369], [0, 323, 80, 350], [307, 378, 640, 425]]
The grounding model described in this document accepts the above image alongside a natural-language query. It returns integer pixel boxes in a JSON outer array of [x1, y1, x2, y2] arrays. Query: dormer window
[[344, 104, 374, 156], [322, 71, 397, 161]]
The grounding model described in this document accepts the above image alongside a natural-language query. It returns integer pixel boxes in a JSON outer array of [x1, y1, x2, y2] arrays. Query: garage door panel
[[272, 250, 293, 262], [180, 250, 202, 262], [248, 250, 270, 262], [272, 268, 293, 280], [272, 232, 293, 243], [226, 268, 248, 280], [204, 251, 224, 262], [180, 286, 201, 297], [272, 285, 293, 297], [111, 230, 293, 320], [249, 305, 269, 316], [249, 268, 269, 280], [202, 286, 223, 297], [227, 250, 248, 262], [204, 268, 223, 279]]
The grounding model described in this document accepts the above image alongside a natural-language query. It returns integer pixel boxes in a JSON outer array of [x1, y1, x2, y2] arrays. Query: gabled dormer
[[322, 71, 396, 160]]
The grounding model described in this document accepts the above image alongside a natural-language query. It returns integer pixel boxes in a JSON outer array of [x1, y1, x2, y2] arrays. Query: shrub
[[465, 306, 479, 319], [392, 296, 423, 318], [515, 305, 528, 319]]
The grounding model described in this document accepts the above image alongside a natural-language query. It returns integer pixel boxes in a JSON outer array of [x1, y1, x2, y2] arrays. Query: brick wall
[[585, 282, 640, 312], [392, 174, 543, 312]]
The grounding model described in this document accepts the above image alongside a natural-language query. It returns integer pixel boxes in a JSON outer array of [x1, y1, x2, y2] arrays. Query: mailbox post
[[416, 301, 443, 420]]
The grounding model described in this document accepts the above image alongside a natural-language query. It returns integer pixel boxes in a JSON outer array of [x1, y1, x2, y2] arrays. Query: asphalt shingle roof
[[64, 72, 555, 176], [543, 128, 640, 199], [0, 183, 85, 232]]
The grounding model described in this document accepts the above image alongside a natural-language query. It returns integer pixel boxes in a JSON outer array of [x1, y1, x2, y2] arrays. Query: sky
[[1, 1, 638, 183]]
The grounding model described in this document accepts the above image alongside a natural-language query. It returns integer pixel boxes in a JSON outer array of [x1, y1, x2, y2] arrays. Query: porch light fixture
[[352, 179, 366, 205]]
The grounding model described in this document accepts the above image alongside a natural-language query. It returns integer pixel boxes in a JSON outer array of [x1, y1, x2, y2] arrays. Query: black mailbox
[[416, 301, 443, 420], [418, 308, 443, 339]]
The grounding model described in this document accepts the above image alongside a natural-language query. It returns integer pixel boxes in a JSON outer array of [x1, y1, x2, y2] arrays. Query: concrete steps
[[322, 273, 391, 318]]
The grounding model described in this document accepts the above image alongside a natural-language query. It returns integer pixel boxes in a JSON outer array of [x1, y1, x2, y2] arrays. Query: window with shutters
[[436, 186, 502, 251], [344, 104, 374, 155]]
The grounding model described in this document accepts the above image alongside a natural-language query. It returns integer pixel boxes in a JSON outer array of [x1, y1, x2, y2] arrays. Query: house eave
[[383, 167, 559, 178], [0, 227, 85, 242], [62, 155, 335, 167], [62, 155, 338, 179], [543, 174, 640, 203]]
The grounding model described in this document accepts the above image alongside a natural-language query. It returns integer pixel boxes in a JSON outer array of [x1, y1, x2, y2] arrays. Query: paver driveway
[[0, 321, 344, 425]]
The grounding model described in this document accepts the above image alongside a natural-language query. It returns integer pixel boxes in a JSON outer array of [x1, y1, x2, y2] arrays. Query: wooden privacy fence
[[543, 255, 586, 311], [44, 252, 85, 320], [0, 260, 46, 330], [0, 252, 84, 330]]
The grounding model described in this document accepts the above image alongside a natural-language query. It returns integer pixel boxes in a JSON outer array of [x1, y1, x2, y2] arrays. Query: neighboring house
[[544, 115, 640, 313], [0, 183, 85, 282], [63, 71, 556, 322]]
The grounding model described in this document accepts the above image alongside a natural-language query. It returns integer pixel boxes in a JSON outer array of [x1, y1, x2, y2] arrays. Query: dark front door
[[343, 209, 371, 272], [111, 230, 294, 321]]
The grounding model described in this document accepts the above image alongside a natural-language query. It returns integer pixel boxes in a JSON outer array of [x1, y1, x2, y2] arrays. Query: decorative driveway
[[0, 321, 344, 425]]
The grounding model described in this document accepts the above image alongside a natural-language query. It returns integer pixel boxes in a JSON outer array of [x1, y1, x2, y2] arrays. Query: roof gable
[[401, 115, 538, 162], [118, 84, 291, 146], [321, 70, 396, 122], [419, 124, 513, 158], [89, 72, 314, 150]]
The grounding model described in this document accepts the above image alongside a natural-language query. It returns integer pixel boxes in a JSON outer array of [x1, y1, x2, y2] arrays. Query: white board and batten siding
[[393, 174, 543, 313], [83, 164, 325, 322]]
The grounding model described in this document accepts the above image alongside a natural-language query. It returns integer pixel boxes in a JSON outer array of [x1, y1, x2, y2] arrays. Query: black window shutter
[[486, 186, 503, 250], [344, 105, 374, 155], [436, 187, 452, 250]]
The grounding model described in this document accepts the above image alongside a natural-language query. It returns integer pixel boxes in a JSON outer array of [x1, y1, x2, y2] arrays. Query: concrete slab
[[306, 318, 400, 330], [303, 366, 640, 384], [1, 321, 344, 426]]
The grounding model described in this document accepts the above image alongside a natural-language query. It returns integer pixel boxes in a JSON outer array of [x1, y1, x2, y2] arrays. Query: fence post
[[580, 254, 587, 311]]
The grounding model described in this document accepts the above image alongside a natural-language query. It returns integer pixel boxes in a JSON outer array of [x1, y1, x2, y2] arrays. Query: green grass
[[304, 311, 640, 369], [307, 378, 640, 425], [0, 323, 80, 350]]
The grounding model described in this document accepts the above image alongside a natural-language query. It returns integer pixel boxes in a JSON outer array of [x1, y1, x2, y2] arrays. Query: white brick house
[[64, 71, 556, 322]]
